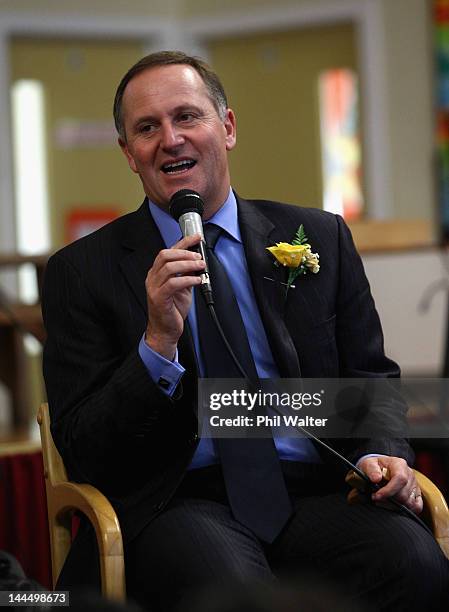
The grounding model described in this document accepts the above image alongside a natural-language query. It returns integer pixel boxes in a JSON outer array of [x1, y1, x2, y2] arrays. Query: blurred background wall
[[0, 0, 444, 433], [10, 38, 144, 248]]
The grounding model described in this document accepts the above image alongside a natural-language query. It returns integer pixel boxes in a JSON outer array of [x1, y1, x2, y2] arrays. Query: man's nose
[[160, 122, 184, 149]]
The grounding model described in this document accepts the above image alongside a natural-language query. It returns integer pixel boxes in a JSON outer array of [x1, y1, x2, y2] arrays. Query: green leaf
[[291, 224, 308, 246], [287, 266, 305, 289]]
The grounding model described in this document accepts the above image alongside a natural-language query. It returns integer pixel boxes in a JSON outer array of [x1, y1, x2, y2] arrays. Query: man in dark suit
[[42, 51, 449, 610]]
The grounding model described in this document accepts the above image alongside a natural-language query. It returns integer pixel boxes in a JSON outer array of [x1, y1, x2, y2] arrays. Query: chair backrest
[[37, 403, 74, 588], [37, 403, 125, 600], [37, 403, 67, 486]]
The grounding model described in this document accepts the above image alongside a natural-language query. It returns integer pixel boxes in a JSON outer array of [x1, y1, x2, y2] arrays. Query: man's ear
[[224, 109, 237, 151], [118, 137, 138, 174]]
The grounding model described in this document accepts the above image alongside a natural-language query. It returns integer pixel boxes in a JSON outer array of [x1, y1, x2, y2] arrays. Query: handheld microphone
[[169, 189, 213, 305]]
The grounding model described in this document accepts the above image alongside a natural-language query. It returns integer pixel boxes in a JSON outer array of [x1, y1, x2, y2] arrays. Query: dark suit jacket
[[42, 195, 413, 544]]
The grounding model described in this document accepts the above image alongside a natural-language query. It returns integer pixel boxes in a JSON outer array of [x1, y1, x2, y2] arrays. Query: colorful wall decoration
[[435, 0, 449, 242], [318, 68, 363, 221]]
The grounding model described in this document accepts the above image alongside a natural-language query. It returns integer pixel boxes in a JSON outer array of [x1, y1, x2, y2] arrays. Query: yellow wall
[[0, 0, 345, 19], [382, 0, 434, 220], [182, 0, 338, 17], [209, 23, 357, 208], [0, 0, 170, 16], [11, 38, 145, 249]]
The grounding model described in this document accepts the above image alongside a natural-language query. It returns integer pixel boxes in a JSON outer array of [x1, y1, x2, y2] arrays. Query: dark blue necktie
[[195, 223, 292, 543]]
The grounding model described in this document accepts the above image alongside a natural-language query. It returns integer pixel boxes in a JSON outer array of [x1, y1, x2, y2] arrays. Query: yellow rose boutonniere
[[267, 225, 320, 295], [266, 242, 309, 267]]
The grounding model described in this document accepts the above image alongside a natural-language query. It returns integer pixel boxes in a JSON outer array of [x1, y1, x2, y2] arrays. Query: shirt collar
[[148, 189, 241, 248]]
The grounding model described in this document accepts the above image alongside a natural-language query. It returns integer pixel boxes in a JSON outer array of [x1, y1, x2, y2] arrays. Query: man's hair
[[113, 50, 228, 141]]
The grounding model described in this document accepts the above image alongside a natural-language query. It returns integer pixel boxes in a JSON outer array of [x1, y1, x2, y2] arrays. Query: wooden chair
[[346, 469, 449, 559], [37, 403, 125, 600]]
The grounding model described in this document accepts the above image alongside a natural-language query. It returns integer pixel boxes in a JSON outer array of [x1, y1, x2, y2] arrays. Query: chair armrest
[[414, 470, 449, 559], [51, 481, 125, 600]]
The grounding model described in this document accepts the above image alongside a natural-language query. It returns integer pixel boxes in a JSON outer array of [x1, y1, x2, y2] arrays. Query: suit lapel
[[119, 201, 164, 315], [237, 196, 302, 378]]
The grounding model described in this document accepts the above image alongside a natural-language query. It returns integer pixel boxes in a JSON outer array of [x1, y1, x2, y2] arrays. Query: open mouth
[[162, 159, 197, 174]]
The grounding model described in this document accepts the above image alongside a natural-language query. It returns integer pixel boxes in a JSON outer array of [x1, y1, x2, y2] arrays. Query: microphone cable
[[202, 286, 434, 539]]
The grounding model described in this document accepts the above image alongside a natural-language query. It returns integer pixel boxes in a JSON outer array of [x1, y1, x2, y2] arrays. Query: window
[[319, 69, 363, 220], [11, 79, 50, 304]]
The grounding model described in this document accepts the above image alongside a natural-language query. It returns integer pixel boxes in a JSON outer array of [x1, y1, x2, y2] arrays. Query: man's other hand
[[145, 233, 206, 360], [358, 455, 423, 515]]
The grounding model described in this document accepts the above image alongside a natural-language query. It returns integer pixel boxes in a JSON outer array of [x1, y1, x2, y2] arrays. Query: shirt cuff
[[138, 334, 185, 396]]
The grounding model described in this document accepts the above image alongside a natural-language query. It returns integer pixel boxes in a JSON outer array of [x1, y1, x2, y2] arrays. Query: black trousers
[[58, 462, 449, 612]]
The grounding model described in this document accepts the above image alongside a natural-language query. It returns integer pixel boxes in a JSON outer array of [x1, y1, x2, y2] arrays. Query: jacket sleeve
[[334, 215, 414, 465], [42, 251, 191, 493]]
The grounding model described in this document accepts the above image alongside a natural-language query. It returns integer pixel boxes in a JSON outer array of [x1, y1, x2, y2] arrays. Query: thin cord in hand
[[205, 300, 434, 538]]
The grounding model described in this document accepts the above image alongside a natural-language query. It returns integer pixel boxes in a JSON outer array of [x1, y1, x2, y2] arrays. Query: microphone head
[[169, 189, 204, 221]]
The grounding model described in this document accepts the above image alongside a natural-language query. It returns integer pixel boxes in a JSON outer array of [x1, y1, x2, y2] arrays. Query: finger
[[372, 470, 410, 500], [150, 274, 203, 301], [148, 256, 205, 293], [149, 259, 206, 289], [358, 458, 385, 484], [408, 489, 424, 514], [407, 487, 421, 504], [173, 233, 202, 250], [372, 464, 415, 501], [392, 485, 423, 514], [384, 478, 417, 505], [153, 248, 203, 272], [150, 234, 204, 278]]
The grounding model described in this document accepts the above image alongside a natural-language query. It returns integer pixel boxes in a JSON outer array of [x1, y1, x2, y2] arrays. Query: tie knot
[[204, 223, 223, 250]]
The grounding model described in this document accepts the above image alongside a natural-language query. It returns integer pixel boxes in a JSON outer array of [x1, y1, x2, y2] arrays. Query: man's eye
[[178, 113, 196, 122], [140, 124, 156, 133]]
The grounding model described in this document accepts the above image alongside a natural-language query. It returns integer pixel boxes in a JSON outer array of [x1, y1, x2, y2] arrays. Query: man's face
[[119, 64, 236, 217]]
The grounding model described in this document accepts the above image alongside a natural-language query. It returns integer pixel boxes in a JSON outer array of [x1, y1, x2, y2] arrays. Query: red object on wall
[[0, 451, 52, 588], [66, 208, 118, 244], [415, 451, 448, 498]]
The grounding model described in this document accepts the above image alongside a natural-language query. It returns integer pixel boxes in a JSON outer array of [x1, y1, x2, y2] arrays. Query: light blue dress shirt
[[138, 189, 322, 467]]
